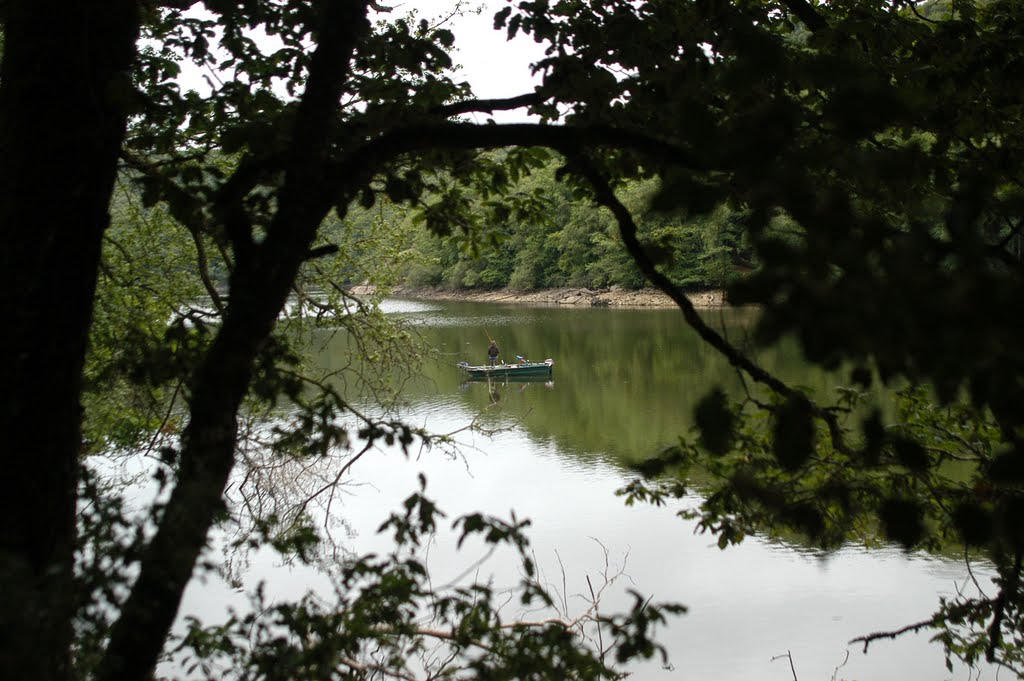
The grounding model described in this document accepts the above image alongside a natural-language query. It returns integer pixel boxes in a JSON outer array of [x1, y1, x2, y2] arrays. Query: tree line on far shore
[[324, 152, 763, 294]]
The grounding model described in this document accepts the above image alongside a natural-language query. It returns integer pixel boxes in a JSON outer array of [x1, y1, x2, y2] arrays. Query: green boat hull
[[458, 359, 554, 380]]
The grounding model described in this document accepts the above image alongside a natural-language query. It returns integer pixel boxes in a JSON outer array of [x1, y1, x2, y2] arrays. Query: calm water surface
[[178, 298, 995, 681]]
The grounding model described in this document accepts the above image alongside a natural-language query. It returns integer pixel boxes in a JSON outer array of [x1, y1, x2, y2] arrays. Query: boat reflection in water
[[459, 374, 555, 388], [459, 373, 555, 406]]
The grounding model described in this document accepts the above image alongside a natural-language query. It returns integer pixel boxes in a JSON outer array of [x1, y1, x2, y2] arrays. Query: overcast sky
[[402, 0, 546, 122], [174, 1, 545, 122]]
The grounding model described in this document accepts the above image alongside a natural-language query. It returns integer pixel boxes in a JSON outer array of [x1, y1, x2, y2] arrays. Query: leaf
[[988, 448, 1024, 485], [952, 501, 993, 547], [880, 497, 925, 549], [493, 6, 512, 29], [359, 188, 376, 209], [849, 365, 872, 388], [385, 176, 415, 203], [772, 395, 815, 471], [890, 435, 930, 473], [860, 409, 885, 465], [784, 502, 825, 542], [694, 387, 734, 455], [507, 14, 522, 40]]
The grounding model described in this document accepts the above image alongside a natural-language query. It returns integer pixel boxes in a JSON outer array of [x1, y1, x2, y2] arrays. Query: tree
[[4, 0, 1024, 679], [535, 0, 1024, 671], [0, 2, 678, 680]]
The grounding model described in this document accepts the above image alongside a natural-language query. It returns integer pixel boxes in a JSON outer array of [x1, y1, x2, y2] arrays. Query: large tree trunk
[[0, 2, 140, 679], [96, 3, 371, 678]]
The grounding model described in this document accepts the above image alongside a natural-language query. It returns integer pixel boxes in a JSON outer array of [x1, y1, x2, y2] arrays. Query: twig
[[770, 649, 799, 681], [431, 93, 548, 118], [830, 650, 850, 681], [986, 550, 1023, 662]]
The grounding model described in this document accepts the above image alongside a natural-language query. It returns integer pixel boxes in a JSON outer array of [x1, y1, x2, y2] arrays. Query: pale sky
[[173, 0, 545, 122], [401, 0, 546, 122]]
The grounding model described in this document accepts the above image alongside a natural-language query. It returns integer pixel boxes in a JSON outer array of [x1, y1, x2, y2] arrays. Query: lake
[[177, 297, 996, 681]]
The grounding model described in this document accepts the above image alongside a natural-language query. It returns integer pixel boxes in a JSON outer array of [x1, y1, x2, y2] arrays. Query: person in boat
[[487, 340, 500, 366]]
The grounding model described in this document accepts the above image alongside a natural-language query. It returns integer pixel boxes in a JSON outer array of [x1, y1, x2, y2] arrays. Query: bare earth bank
[[368, 285, 726, 308]]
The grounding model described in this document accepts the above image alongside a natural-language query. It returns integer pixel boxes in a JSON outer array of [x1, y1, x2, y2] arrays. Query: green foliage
[[625, 380, 1024, 666], [457, 0, 1024, 670], [60, 2, 705, 674], [11, 0, 1024, 677], [377, 158, 747, 292], [82, 186, 209, 453]]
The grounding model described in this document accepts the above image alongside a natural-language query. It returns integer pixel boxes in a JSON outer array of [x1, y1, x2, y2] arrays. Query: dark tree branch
[[431, 92, 549, 118], [997, 216, 1024, 249], [894, 0, 940, 24], [306, 243, 339, 261], [566, 152, 853, 456], [770, 650, 799, 681], [852, 614, 943, 650], [572, 156, 783, 394], [328, 122, 706, 188], [151, 0, 201, 8], [986, 551, 1023, 662], [95, 2, 374, 679], [852, 596, 998, 652], [212, 156, 278, 263], [119, 154, 226, 313], [780, 0, 828, 31], [188, 227, 226, 314]]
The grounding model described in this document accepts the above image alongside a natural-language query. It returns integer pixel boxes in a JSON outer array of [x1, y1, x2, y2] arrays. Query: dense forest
[[327, 153, 756, 292]]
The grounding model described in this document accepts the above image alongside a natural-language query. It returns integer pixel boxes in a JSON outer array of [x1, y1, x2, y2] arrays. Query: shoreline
[[371, 285, 726, 309]]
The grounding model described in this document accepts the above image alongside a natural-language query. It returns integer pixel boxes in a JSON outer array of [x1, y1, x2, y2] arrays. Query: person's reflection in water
[[488, 381, 502, 405]]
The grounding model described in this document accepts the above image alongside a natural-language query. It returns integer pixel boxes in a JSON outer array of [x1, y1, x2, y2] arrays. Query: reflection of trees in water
[[222, 408, 473, 578], [409, 304, 858, 468]]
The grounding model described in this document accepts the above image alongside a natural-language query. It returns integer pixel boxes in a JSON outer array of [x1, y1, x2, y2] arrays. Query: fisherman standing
[[487, 340, 500, 366]]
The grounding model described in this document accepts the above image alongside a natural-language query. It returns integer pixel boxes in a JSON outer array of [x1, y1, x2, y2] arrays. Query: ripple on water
[[377, 298, 441, 315], [386, 299, 542, 329]]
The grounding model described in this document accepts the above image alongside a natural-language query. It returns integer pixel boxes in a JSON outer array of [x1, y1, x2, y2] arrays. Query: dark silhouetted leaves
[[850, 365, 873, 388], [860, 409, 886, 466], [891, 435, 930, 473], [783, 502, 826, 543], [631, 444, 688, 478], [880, 497, 925, 549], [952, 501, 993, 547], [995, 495, 1024, 549], [493, 5, 511, 29], [989, 448, 1024, 485], [694, 387, 735, 455], [772, 395, 815, 470]]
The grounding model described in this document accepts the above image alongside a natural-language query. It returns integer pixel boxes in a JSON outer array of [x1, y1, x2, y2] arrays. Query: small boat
[[457, 358, 554, 380]]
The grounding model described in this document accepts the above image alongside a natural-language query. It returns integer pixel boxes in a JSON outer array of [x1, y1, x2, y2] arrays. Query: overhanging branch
[[566, 152, 853, 456], [95, 3, 376, 680], [431, 92, 549, 118], [329, 121, 706, 188]]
